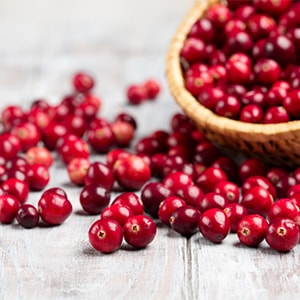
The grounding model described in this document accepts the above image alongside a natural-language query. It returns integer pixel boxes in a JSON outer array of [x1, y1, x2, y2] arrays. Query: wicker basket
[[166, 0, 300, 167]]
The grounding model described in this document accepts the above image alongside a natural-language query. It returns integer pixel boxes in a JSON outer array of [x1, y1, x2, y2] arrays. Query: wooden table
[[0, 1, 300, 299]]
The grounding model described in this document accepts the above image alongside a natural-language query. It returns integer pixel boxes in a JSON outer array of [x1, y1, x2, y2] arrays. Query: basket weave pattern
[[166, 0, 300, 166]]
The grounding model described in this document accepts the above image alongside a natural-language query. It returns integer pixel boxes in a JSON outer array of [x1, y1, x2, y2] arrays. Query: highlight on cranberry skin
[[88, 218, 123, 254], [72, 72, 95, 93]]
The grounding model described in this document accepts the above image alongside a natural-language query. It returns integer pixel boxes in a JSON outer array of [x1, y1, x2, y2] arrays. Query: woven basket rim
[[165, 0, 300, 138]]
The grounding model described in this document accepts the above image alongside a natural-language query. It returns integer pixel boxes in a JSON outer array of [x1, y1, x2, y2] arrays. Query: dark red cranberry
[[211, 156, 239, 182], [114, 112, 137, 129], [276, 174, 297, 198], [170, 206, 201, 237], [193, 140, 221, 167], [205, 3, 232, 29], [223, 30, 253, 56], [253, 58, 281, 86], [180, 37, 206, 64], [263, 106, 290, 124], [123, 215, 156, 248], [238, 158, 267, 183], [283, 89, 300, 119], [214, 181, 240, 204], [247, 14, 276, 40], [214, 94, 241, 119], [188, 18, 215, 43], [224, 203, 248, 233], [176, 184, 203, 209], [16, 204, 39, 228], [240, 104, 263, 123], [198, 192, 228, 213]]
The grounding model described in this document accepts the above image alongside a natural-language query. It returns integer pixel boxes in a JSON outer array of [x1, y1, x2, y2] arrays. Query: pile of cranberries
[[1, 70, 300, 253], [181, 0, 300, 124]]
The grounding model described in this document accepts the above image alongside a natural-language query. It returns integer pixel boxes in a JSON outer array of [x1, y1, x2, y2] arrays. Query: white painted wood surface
[[0, 1, 300, 299]]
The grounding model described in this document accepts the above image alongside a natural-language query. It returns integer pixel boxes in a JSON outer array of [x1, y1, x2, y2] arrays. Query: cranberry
[[87, 123, 116, 153], [0, 194, 20, 224], [247, 13, 276, 40], [237, 214, 268, 247], [114, 112, 137, 130], [265, 218, 300, 252], [197, 86, 225, 110], [198, 208, 230, 243], [254, 0, 292, 17], [113, 155, 151, 191], [266, 87, 288, 107], [135, 136, 162, 156], [67, 157, 90, 186], [88, 218, 123, 253], [112, 192, 144, 216], [162, 171, 194, 196], [106, 148, 131, 168], [25, 146, 53, 168], [72, 72, 95, 93], [253, 58, 281, 86], [177, 184, 203, 209], [79, 183, 110, 215], [205, 3, 232, 29], [123, 215, 156, 248], [27, 164, 50, 191], [276, 174, 297, 198], [84, 161, 114, 190], [126, 84, 147, 105], [283, 89, 300, 118], [158, 195, 186, 226], [63, 114, 87, 137], [198, 192, 228, 213], [16, 204, 39, 228], [180, 37, 206, 64], [185, 72, 214, 96], [188, 18, 215, 43], [240, 90, 265, 107], [1, 178, 29, 203], [240, 104, 263, 123], [111, 121, 135, 148], [42, 122, 68, 150], [214, 181, 240, 204], [224, 203, 248, 233], [223, 30, 253, 56], [100, 203, 133, 227], [1, 105, 27, 131], [241, 175, 277, 199], [268, 198, 300, 224], [38, 188, 72, 225], [196, 166, 227, 193], [211, 156, 239, 182], [143, 78, 161, 99], [141, 181, 173, 217], [234, 5, 255, 21], [214, 94, 241, 119], [263, 106, 290, 124], [238, 157, 267, 183], [0, 133, 21, 159], [241, 186, 274, 216], [267, 167, 289, 186], [170, 206, 201, 237], [193, 140, 221, 167]]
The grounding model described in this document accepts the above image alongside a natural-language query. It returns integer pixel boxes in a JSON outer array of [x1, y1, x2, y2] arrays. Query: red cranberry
[[180, 37, 206, 64], [16, 204, 39, 228], [263, 106, 290, 124], [214, 181, 240, 204], [100, 203, 133, 227], [205, 3, 232, 29], [106, 148, 131, 168], [126, 84, 147, 105], [196, 166, 227, 193], [80, 183, 111, 215], [38, 188, 72, 225], [114, 112, 137, 129], [170, 206, 201, 237], [197, 86, 225, 110], [193, 140, 221, 167], [162, 171, 194, 196], [276, 174, 297, 198], [87, 123, 116, 153], [63, 114, 87, 137], [254, 0, 292, 17], [211, 156, 238, 182], [268, 198, 300, 224], [283, 89, 300, 118], [143, 78, 161, 99], [265, 218, 300, 252], [0, 194, 20, 224], [267, 167, 289, 185], [67, 157, 90, 186], [247, 13, 276, 40], [135, 136, 162, 156], [188, 18, 215, 43], [72, 72, 95, 93], [85, 161, 114, 190], [88, 218, 123, 253], [237, 214, 268, 247], [223, 30, 253, 56], [111, 121, 135, 148], [214, 94, 241, 119], [185, 72, 214, 96], [123, 215, 156, 248], [113, 155, 151, 191], [198, 192, 228, 213], [240, 90, 265, 107], [198, 208, 230, 243], [42, 122, 68, 150], [253, 58, 281, 86], [234, 5, 255, 21], [238, 157, 267, 183], [176, 184, 203, 209], [266, 87, 288, 107], [0, 133, 21, 159], [25, 146, 53, 168], [1, 178, 29, 203], [241, 186, 274, 216], [240, 104, 263, 123], [1, 105, 27, 131], [224, 203, 248, 233], [27, 164, 50, 191], [141, 181, 173, 217], [158, 195, 186, 226], [112, 192, 144, 216]]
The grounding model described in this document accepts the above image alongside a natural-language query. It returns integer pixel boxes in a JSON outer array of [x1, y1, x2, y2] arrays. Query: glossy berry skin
[[113, 155, 151, 191], [25, 146, 53, 168], [38, 189, 72, 225], [111, 192, 144, 216], [67, 157, 90, 186], [73, 72, 95, 93], [198, 208, 230, 243], [84, 161, 114, 190], [16, 204, 39, 228], [237, 214, 268, 247], [170, 206, 201, 237], [198, 192, 228, 213], [0, 133, 21, 159], [88, 218, 123, 253], [158, 196, 186, 226], [214, 181, 240, 204], [123, 215, 157, 248], [1, 178, 29, 203], [265, 218, 300, 252], [140, 181, 173, 217], [241, 186, 274, 216], [0, 194, 20, 224], [111, 121, 135, 148], [126, 84, 147, 105], [80, 183, 111, 215], [100, 203, 133, 227], [268, 198, 300, 224], [224, 203, 248, 233], [162, 171, 194, 196], [283, 89, 300, 118], [143, 79, 161, 99], [27, 164, 50, 191], [238, 158, 267, 183]]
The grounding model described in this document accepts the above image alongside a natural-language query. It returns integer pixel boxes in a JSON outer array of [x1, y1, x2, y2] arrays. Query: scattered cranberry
[[0, 194, 20, 224], [111, 192, 144, 216], [88, 218, 123, 253], [25, 146, 53, 168], [16, 204, 40, 228], [73, 72, 95, 93], [67, 157, 90, 186], [224, 203, 248, 233], [1, 178, 29, 203], [123, 215, 157, 248]]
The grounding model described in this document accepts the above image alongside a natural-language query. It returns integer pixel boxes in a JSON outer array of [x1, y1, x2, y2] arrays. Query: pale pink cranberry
[[67, 157, 90, 186], [25, 146, 53, 168], [111, 121, 135, 148]]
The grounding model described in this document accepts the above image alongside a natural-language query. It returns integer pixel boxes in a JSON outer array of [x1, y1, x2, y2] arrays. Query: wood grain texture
[[0, 1, 300, 299]]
